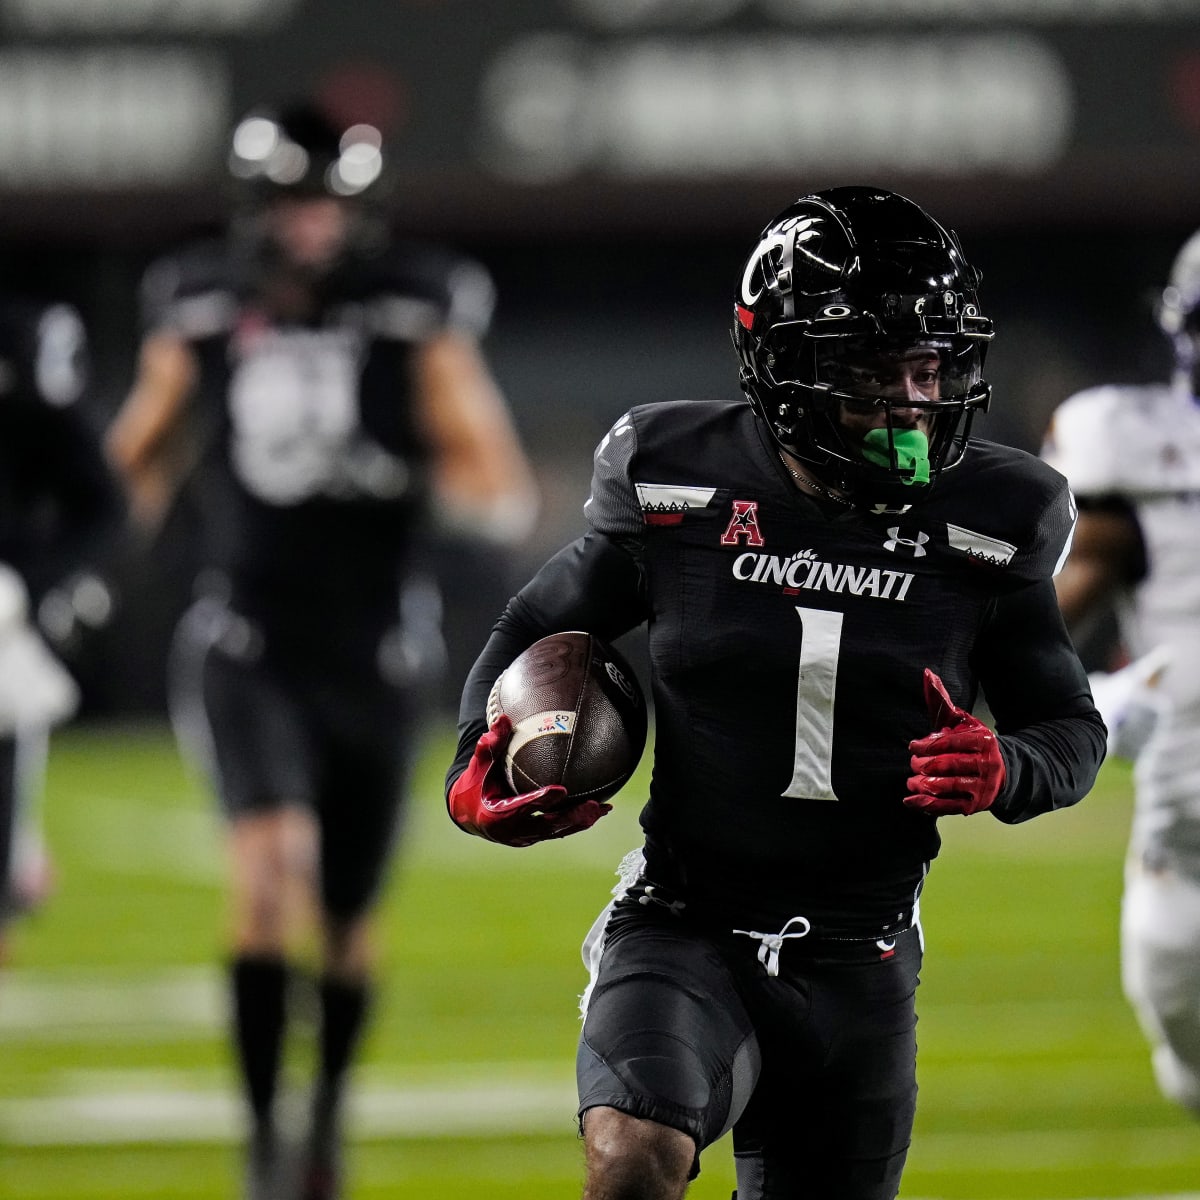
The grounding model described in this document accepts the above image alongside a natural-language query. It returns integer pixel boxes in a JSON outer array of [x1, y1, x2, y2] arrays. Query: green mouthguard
[[861, 428, 930, 486]]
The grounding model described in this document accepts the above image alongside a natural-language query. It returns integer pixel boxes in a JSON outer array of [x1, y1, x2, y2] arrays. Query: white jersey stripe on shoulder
[[945, 522, 1017, 566], [634, 484, 717, 523]]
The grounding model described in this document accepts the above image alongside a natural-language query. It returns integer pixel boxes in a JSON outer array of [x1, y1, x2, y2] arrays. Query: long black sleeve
[[445, 530, 647, 796], [973, 578, 1108, 824]]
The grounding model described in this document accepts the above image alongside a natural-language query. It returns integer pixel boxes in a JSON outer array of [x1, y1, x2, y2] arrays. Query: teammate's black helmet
[[228, 100, 385, 200], [733, 187, 994, 508], [1158, 228, 1200, 391]]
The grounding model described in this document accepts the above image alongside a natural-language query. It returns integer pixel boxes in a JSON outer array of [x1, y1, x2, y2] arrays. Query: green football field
[[2, 721, 1198, 1200]]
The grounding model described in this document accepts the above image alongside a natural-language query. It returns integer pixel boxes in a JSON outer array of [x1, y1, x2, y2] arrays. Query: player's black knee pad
[[578, 970, 759, 1148]]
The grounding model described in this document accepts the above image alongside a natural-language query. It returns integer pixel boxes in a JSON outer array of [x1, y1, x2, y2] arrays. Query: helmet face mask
[[733, 187, 993, 508], [765, 334, 987, 484]]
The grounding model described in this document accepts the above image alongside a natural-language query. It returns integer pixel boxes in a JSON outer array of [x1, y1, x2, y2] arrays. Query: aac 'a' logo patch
[[720, 500, 765, 547]]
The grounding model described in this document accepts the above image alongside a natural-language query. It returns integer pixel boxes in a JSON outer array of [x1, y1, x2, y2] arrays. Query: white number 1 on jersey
[[782, 606, 843, 801]]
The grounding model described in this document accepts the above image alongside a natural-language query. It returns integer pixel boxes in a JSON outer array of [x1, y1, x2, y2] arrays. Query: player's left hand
[[903, 668, 1006, 816]]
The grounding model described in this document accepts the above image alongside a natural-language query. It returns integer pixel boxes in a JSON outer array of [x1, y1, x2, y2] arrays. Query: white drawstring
[[733, 915, 812, 977]]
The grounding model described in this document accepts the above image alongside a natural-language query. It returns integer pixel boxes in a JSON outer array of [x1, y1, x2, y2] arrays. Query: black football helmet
[[1157, 227, 1200, 395], [228, 101, 385, 200], [733, 186, 994, 509]]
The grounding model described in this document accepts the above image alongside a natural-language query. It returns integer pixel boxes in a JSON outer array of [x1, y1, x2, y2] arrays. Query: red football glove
[[904, 668, 1006, 817], [447, 715, 612, 847]]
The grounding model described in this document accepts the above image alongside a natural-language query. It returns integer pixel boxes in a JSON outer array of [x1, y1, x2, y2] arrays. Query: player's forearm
[[447, 601, 546, 792], [445, 531, 646, 796], [972, 578, 1107, 821], [990, 709, 1108, 823]]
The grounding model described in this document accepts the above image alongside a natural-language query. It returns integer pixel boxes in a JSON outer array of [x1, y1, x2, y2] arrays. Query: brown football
[[486, 631, 647, 803]]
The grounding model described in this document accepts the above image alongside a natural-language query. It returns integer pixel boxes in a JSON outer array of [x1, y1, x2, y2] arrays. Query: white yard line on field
[[0, 1071, 578, 1144], [1, 965, 1128, 1040], [0, 966, 221, 1039], [3, 1072, 1200, 1184]]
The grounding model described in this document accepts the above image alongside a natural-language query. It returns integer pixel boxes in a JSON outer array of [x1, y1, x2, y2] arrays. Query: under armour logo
[[884, 527, 929, 556]]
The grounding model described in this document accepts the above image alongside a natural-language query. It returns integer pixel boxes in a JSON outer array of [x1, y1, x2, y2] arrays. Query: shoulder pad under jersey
[[584, 399, 757, 539], [585, 409, 643, 539], [934, 439, 1077, 584]]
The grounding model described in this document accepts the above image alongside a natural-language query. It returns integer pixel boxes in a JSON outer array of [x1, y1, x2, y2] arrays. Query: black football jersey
[[0, 299, 120, 601], [142, 236, 496, 653], [451, 399, 1105, 928]]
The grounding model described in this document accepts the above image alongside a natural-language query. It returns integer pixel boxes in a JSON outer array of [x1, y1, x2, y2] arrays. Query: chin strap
[[861, 428, 930, 485]]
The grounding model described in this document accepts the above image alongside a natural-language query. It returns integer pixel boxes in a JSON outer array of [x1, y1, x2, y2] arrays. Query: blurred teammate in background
[[1042, 227, 1200, 1118], [446, 187, 1105, 1200], [0, 295, 122, 964], [106, 100, 539, 1199]]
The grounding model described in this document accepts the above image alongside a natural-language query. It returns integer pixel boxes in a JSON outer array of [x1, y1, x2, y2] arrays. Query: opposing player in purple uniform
[[107, 101, 539, 1200], [447, 188, 1105, 1200]]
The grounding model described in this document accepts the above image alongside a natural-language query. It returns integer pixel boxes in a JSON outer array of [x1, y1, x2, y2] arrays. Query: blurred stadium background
[[2, 0, 1200, 1196]]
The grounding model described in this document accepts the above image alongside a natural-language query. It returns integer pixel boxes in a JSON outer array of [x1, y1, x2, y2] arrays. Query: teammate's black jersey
[[450, 399, 1106, 929], [0, 299, 120, 601], [143, 236, 495, 656]]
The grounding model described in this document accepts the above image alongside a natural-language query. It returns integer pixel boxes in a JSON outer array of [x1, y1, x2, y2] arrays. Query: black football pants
[[578, 896, 921, 1200]]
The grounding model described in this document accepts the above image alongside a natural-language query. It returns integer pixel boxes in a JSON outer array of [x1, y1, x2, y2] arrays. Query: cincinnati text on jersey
[[731, 550, 916, 601]]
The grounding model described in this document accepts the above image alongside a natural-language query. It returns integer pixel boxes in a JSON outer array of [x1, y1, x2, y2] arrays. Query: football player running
[[1042, 227, 1200, 1119], [106, 100, 539, 1199], [446, 187, 1106, 1200]]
